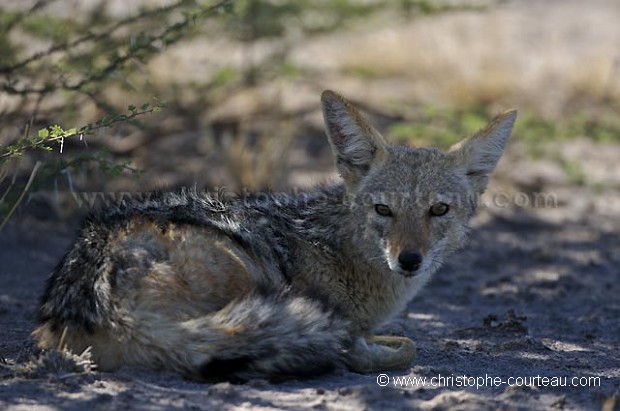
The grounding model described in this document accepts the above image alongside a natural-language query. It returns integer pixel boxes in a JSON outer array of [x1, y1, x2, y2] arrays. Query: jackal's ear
[[449, 110, 517, 193], [321, 90, 388, 187]]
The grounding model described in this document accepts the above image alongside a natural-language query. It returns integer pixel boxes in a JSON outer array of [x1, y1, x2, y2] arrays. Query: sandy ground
[[0, 138, 619, 411]]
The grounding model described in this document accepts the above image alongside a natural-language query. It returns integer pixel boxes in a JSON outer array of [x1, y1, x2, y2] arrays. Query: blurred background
[[0, 0, 619, 223], [1, 3, 619, 408]]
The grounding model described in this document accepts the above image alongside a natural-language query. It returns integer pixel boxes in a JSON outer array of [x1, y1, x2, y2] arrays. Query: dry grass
[[19, 347, 96, 379], [287, 0, 620, 116], [216, 116, 297, 190]]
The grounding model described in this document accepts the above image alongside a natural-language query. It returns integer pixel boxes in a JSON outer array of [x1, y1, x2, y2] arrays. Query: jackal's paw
[[345, 335, 416, 373]]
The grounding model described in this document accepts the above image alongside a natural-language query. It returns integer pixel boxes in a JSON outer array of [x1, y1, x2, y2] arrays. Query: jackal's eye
[[429, 202, 450, 217], [374, 204, 393, 217]]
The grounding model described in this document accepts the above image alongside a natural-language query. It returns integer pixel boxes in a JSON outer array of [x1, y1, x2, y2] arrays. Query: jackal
[[33, 90, 516, 381]]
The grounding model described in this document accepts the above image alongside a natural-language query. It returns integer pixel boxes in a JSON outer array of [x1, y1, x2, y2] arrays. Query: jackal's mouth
[[399, 269, 419, 278], [393, 267, 420, 278]]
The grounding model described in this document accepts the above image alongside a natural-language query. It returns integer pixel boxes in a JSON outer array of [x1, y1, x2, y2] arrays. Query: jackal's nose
[[398, 251, 422, 272]]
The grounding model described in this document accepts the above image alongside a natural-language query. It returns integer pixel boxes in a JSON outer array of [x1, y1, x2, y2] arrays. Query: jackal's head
[[321, 90, 516, 277]]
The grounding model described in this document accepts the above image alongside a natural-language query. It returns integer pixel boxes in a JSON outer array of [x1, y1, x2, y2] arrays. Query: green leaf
[[38, 128, 49, 138], [50, 125, 64, 138]]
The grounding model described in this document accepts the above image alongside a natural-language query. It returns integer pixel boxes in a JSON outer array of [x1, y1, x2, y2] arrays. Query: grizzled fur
[[34, 90, 516, 381]]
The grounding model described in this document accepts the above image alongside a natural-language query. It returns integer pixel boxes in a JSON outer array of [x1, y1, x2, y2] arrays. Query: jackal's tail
[[185, 288, 351, 381]]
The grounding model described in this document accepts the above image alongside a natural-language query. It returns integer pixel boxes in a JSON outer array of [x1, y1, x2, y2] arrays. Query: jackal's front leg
[[345, 335, 416, 373]]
